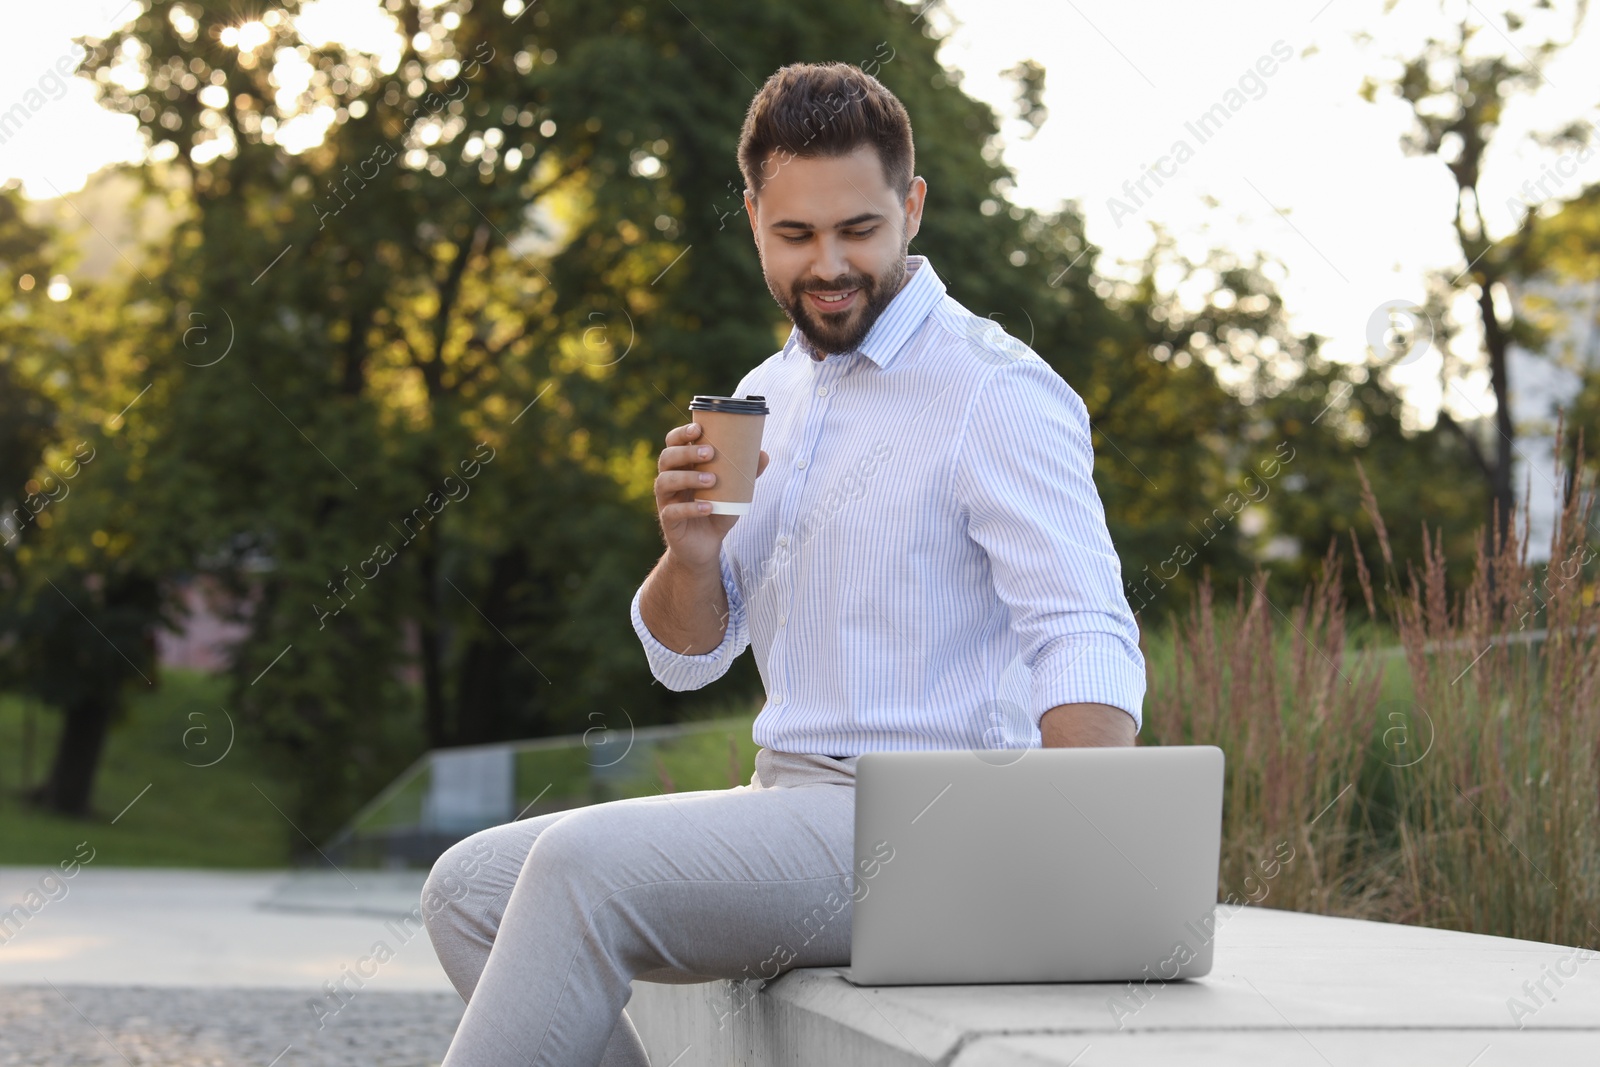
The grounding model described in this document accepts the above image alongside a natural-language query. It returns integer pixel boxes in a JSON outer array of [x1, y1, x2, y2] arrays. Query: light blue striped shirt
[[630, 254, 1146, 753]]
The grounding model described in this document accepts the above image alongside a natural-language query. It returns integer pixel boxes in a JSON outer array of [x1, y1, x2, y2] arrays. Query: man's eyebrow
[[770, 212, 886, 231]]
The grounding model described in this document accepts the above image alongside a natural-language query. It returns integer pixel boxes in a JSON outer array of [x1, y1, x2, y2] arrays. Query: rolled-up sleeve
[[629, 544, 750, 691], [951, 358, 1147, 732]]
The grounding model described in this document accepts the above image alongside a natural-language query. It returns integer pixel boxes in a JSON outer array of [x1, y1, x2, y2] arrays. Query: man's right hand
[[654, 421, 769, 569]]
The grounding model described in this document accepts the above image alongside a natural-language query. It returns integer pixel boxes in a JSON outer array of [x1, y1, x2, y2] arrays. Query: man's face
[[746, 144, 926, 359]]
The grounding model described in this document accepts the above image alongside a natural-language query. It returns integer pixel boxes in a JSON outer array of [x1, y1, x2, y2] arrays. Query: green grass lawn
[[631, 714, 763, 795], [0, 670, 300, 868], [1, 672, 767, 870]]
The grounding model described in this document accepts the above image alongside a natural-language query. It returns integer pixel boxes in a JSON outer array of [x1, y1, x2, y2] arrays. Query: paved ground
[[0, 984, 462, 1067], [8, 866, 1598, 1065], [0, 866, 462, 1067], [0, 867, 451, 989]]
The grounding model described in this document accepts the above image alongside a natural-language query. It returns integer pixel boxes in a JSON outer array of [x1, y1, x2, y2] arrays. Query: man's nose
[[809, 237, 849, 286]]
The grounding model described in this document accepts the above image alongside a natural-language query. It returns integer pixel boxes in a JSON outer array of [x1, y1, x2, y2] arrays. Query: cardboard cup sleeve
[[689, 395, 769, 516]]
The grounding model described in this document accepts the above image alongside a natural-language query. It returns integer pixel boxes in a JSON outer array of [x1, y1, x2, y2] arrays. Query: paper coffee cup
[[688, 395, 768, 515]]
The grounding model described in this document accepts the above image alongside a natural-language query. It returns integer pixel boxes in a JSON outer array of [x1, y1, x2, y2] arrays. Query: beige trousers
[[422, 748, 859, 1065]]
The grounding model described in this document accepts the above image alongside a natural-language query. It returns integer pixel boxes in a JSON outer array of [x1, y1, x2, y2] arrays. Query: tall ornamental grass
[[1143, 426, 1600, 948]]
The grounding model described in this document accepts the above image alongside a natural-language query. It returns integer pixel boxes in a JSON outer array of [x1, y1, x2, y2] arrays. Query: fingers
[[757, 449, 769, 476], [664, 421, 705, 447], [659, 498, 713, 524], [658, 444, 714, 472], [656, 467, 714, 497], [659, 423, 715, 473]]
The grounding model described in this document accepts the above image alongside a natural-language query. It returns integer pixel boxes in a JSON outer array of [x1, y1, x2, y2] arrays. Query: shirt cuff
[[1029, 632, 1147, 734], [629, 583, 744, 691]]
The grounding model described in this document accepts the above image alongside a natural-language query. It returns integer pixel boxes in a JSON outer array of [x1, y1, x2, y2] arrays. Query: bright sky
[[5, 0, 1599, 436]]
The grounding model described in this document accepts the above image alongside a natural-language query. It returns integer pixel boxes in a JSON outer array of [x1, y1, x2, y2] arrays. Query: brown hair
[[738, 62, 914, 202]]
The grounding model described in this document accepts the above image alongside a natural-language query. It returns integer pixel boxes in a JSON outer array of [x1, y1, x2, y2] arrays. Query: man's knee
[[525, 807, 617, 875], [422, 833, 500, 932], [522, 804, 656, 905]]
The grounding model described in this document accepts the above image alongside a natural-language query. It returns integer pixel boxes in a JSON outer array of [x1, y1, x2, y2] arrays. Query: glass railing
[[321, 713, 761, 869]]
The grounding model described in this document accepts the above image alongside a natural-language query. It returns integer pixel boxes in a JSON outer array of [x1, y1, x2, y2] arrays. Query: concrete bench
[[628, 903, 1600, 1065]]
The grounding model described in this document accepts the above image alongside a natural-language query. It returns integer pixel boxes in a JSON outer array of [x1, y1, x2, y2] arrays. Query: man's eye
[[779, 229, 876, 244]]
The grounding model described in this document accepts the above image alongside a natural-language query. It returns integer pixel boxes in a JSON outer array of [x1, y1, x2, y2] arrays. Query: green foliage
[[0, 176, 175, 816], [57, 0, 1166, 838], [1002, 58, 1048, 140], [0, 0, 1559, 843]]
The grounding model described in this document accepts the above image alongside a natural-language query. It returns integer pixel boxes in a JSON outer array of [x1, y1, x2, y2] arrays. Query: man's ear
[[903, 176, 927, 244], [745, 191, 758, 239]]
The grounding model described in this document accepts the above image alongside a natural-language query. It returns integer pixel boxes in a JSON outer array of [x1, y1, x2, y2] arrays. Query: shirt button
[[772, 692, 784, 704], [817, 386, 829, 397], [796, 459, 807, 469], [777, 536, 788, 547], [778, 615, 787, 626]]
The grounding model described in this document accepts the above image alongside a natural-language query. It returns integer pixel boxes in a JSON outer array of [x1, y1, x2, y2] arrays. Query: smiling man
[[752, 144, 913, 356], [423, 62, 1145, 1067], [650, 61, 1144, 755]]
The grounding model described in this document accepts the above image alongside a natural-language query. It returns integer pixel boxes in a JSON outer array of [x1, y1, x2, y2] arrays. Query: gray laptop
[[839, 745, 1225, 985]]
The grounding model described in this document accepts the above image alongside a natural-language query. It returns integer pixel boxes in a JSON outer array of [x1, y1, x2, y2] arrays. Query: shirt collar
[[785, 254, 945, 369]]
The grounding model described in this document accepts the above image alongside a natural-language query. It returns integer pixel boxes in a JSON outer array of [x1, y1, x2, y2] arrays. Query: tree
[[1074, 224, 1485, 627], [0, 181, 168, 817], [49, 0, 1519, 840], [1358, 0, 1592, 559], [76, 0, 1174, 840]]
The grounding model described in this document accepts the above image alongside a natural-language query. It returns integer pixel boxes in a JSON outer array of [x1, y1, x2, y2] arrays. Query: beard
[[768, 236, 909, 359]]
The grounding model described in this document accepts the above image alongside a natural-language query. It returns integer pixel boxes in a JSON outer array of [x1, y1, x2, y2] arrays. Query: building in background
[[1504, 183, 1600, 562]]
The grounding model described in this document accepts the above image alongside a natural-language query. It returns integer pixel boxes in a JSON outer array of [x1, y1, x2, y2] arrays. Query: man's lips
[[805, 288, 859, 312]]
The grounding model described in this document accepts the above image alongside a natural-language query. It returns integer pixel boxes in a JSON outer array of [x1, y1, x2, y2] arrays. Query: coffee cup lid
[[689, 395, 768, 415]]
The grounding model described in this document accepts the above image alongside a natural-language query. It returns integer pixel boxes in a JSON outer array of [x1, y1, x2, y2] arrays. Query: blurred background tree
[[0, 0, 1589, 848], [1357, 0, 1592, 559], [0, 182, 168, 817]]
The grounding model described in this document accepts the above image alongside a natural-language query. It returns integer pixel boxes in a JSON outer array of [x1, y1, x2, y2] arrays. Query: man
[[422, 62, 1144, 1067]]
